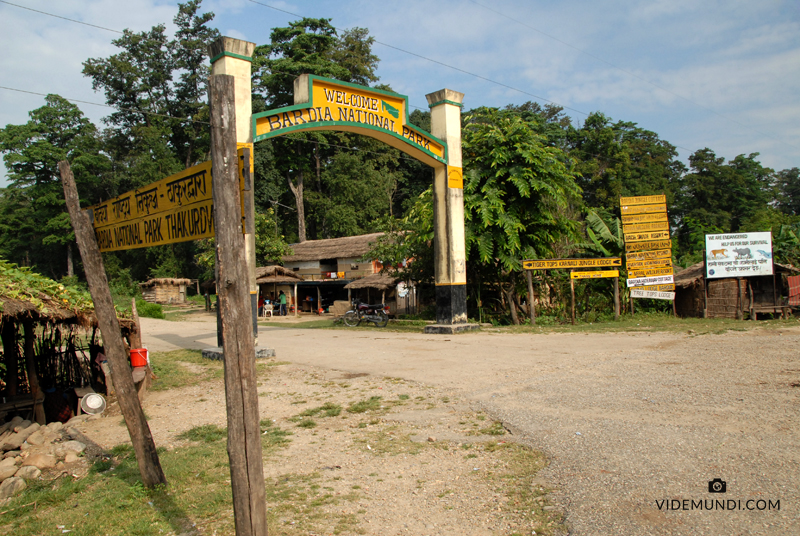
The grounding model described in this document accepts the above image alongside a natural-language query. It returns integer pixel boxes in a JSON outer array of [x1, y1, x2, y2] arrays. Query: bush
[[136, 298, 165, 319]]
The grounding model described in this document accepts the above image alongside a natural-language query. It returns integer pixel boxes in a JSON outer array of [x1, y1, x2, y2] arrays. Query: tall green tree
[[251, 18, 380, 242], [568, 113, 684, 212], [776, 167, 800, 216], [0, 95, 109, 277]]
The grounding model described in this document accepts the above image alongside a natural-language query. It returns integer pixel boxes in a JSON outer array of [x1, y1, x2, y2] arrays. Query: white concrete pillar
[[208, 37, 259, 339], [426, 89, 468, 325]]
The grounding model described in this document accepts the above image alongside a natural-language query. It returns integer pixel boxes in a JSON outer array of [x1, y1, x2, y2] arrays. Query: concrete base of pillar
[[202, 346, 276, 361], [435, 284, 468, 324], [423, 323, 480, 334]]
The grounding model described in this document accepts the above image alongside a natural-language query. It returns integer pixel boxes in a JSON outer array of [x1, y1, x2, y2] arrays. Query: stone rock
[[14, 466, 41, 480], [0, 457, 17, 469], [42, 431, 59, 444], [0, 466, 18, 482], [56, 461, 65, 469], [3, 423, 40, 451], [66, 415, 89, 425], [22, 453, 56, 469], [46, 421, 63, 432], [26, 431, 45, 446], [0, 477, 26, 499], [3, 451, 20, 459], [62, 441, 86, 454], [64, 452, 80, 464], [13, 421, 32, 433]]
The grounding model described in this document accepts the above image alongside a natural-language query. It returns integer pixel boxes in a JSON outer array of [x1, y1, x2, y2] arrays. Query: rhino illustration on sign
[[733, 248, 752, 259]]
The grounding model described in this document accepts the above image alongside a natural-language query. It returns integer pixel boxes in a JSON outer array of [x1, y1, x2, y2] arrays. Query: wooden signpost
[[60, 162, 166, 488], [620, 194, 675, 314], [524, 257, 622, 323]]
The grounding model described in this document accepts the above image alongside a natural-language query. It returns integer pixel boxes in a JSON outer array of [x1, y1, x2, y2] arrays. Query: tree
[[251, 19, 381, 242], [776, 167, 800, 216], [567, 113, 684, 212], [0, 95, 109, 277]]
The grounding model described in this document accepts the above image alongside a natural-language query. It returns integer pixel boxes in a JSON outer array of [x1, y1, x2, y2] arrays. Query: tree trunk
[[60, 160, 166, 489], [67, 244, 74, 277], [287, 170, 306, 243], [209, 74, 269, 536], [314, 140, 322, 191], [505, 286, 520, 325]]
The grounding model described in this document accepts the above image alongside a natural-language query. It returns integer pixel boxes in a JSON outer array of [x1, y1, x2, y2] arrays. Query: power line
[[0, 0, 122, 33], [0, 85, 208, 125], [465, 0, 798, 152]]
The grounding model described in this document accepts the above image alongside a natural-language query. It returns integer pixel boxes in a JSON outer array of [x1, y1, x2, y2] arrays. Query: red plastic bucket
[[130, 348, 148, 368]]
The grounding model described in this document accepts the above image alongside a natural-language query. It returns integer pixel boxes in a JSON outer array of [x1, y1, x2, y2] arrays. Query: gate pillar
[[426, 89, 474, 331], [209, 37, 259, 341]]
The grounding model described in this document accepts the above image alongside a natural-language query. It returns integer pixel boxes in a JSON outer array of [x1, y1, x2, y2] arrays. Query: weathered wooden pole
[[570, 270, 576, 325], [130, 298, 143, 349], [525, 270, 536, 325], [23, 320, 45, 424], [209, 74, 268, 536], [59, 161, 166, 488], [613, 277, 620, 320]]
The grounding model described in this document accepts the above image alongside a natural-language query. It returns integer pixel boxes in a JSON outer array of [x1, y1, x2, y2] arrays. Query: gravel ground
[[135, 315, 800, 535]]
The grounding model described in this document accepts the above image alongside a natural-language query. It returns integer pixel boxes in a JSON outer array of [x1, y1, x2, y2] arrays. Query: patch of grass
[[149, 349, 223, 391], [398, 394, 410, 400], [355, 427, 425, 456], [135, 298, 165, 319], [478, 421, 507, 436], [178, 424, 226, 442], [297, 418, 317, 429], [346, 396, 382, 414], [298, 402, 342, 418]]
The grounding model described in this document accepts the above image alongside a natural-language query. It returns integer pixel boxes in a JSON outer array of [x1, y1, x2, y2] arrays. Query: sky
[[1, 0, 799, 186]]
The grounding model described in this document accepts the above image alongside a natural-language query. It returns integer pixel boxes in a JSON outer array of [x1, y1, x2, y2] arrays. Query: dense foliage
[[0, 1, 797, 323]]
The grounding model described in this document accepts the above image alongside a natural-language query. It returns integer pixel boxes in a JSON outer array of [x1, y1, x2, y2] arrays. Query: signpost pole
[[614, 277, 620, 320], [60, 161, 166, 488], [526, 270, 536, 325], [209, 74, 267, 536], [570, 269, 576, 325]]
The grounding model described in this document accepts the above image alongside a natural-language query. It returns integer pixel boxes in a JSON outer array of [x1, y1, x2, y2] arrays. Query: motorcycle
[[343, 299, 389, 328]]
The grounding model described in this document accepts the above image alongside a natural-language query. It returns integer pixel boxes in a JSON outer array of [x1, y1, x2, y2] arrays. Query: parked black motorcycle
[[343, 299, 389, 327]]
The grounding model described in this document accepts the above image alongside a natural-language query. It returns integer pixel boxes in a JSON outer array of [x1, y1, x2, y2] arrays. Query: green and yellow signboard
[[253, 75, 446, 168]]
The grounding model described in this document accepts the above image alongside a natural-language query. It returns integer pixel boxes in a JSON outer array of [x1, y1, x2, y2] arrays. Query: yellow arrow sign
[[622, 221, 669, 233], [621, 203, 667, 215], [626, 248, 672, 261], [626, 258, 673, 270], [523, 258, 621, 270], [619, 194, 667, 206], [570, 270, 620, 279], [624, 230, 671, 243], [625, 239, 673, 253], [627, 266, 674, 279], [621, 212, 669, 225]]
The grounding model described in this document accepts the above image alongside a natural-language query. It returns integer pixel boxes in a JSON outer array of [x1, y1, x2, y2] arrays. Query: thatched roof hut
[[674, 261, 798, 318], [344, 273, 399, 291], [283, 233, 384, 262], [255, 265, 305, 285], [139, 278, 193, 304]]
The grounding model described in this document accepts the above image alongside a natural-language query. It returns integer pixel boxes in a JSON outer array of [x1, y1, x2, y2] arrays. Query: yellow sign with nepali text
[[253, 75, 446, 167], [570, 270, 620, 279], [87, 160, 226, 252]]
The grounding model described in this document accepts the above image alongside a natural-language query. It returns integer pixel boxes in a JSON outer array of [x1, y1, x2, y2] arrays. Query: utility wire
[[465, 0, 797, 152], [0, 85, 208, 125], [0, 0, 122, 33]]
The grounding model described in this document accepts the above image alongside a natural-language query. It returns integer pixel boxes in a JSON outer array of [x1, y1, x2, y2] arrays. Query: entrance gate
[[210, 37, 473, 331]]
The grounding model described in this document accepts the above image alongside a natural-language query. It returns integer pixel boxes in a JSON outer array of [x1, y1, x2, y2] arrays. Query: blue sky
[[1, 0, 799, 186]]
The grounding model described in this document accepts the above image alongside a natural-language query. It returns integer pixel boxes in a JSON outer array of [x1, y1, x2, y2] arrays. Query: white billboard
[[705, 232, 773, 279]]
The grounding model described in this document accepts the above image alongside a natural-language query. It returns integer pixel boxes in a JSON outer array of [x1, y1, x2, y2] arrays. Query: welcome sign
[[253, 75, 446, 167]]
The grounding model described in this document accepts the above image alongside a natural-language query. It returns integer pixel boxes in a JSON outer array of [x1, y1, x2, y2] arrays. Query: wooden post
[[702, 250, 708, 318], [630, 294, 635, 315], [570, 270, 575, 325], [736, 278, 744, 320], [613, 277, 620, 320], [526, 270, 536, 325], [130, 298, 143, 349], [748, 279, 754, 320], [59, 160, 166, 488], [1, 321, 19, 396], [22, 320, 45, 424], [209, 74, 268, 536]]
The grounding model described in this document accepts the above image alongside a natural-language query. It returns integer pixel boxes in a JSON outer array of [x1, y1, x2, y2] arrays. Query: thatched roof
[[0, 259, 135, 331], [344, 273, 399, 291], [283, 233, 384, 263], [139, 278, 193, 288], [256, 265, 305, 285], [674, 261, 799, 289]]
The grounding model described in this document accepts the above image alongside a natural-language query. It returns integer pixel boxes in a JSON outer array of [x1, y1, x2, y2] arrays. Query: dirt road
[[140, 316, 800, 535]]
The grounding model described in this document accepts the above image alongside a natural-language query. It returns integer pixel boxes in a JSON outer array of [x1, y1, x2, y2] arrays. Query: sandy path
[[140, 316, 800, 535]]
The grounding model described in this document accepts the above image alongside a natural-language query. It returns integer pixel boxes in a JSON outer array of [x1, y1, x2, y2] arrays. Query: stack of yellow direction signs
[[620, 194, 675, 300]]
